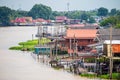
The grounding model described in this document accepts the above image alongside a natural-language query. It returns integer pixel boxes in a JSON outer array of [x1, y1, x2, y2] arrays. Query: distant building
[[55, 16, 80, 24], [55, 16, 67, 23], [11, 17, 34, 26], [95, 28, 120, 42], [94, 28, 120, 57], [36, 25, 66, 37], [67, 23, 99, 29], [104, 40, 120, 57], [11, 17, 52, 26]]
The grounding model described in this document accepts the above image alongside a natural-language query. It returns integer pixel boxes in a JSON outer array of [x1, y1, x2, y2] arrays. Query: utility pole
[[32, 34, 34, 40], [70, 38, 72, 57], [38, 26, 41, 45], [67, 2, 70, 24], [67, 2, 69, 12], [109, 26, 113, 80], [55, 26, 59, 59], [75, 39, 77, 57], [55, 38, 57, 59], [73, 34, 76, 59]]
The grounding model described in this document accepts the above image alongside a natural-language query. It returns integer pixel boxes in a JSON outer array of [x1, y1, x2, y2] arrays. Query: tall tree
[[100, 15, 120, 28], [97, 7, 108, 16], [16, 10, 28, 17], [88, 17, 96, 23], [0, 6, 12, 26], [28, 4, 52, 19], [110, 8, 117, 16], [80, 12, 90, 21]]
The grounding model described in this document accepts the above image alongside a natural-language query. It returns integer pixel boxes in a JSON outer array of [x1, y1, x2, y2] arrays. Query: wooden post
[[32, 34, 33, 40], [70, 38, 72, 56], [109, 26, 113, 80], [56, 39, 57, 59], [74, 34, 76, 59], [50, 47, 53, 60], [76, 40, 78, 57]]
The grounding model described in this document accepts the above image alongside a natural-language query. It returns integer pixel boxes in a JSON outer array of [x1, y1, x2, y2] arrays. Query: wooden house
[[94, 28, 120, 57], [104, 40, 120, 57], [59, 29, 97, 55]]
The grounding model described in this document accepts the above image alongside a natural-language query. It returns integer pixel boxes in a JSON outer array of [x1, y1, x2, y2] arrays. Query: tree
[[116, 10, 120, 15], [100, 15, 120, 28], [68, 11, 81, 19], [88, 17, 96, 23], [80, 12, 89, 21], [16, 10, 28, 17], [110, 8, 117, 16], [97, 7, 108, 16], [28, 4, 52, 19], [0, 6, 12, 26], [100, 16, 117, 26]]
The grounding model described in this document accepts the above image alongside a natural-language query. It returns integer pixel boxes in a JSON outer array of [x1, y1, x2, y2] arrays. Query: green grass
[[9, 38, 51, 51], [9, 46, 23, 50], [100, 73, 120, 79], [80, 73, 120, 79], [80, 73, 96, 78]]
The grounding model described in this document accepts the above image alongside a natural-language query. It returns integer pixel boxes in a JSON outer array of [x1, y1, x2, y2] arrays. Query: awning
[[104, 40, 120, 44], [87, 42, 103, 47]]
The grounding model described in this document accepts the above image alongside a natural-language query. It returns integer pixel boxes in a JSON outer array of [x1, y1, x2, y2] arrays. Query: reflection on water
[[0, 26, 89, 80]]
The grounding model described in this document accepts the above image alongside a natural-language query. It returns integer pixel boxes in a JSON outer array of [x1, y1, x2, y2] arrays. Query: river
[[0, 26, 89, 80]]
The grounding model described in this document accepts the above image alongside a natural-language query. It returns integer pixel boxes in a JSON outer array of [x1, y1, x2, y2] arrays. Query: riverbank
[[8, 35, 118, 79]]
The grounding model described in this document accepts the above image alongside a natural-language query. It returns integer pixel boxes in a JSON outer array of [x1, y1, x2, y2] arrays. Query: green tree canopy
[[80, 12, 90, 21], [88, 17, 96, 23], [100, 15, 120, 28], [97, 7, 108, 16], [110, 8, 117, 16], [28, 4, 52, 19], [0, 6, 12, 26]]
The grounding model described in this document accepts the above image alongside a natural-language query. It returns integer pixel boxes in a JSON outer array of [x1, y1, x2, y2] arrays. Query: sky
[[0, 0, 120, 11]]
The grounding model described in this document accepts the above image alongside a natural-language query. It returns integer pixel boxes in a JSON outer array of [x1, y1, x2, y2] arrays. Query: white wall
[[38, 25, 66, 36]]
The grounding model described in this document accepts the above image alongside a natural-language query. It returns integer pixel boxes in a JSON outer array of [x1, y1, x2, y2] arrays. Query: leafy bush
[[80, 73, 96, 78], [100, 73, 120, 79]]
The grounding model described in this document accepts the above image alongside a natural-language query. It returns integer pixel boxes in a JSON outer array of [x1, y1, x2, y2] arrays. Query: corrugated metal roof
[[104, 40, 120, 44]]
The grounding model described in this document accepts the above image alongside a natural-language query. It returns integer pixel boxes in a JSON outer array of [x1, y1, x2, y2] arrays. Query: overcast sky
[[0, 0, 120, 11]]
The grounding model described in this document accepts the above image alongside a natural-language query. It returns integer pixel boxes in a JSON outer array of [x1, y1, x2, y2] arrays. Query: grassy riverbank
[[80, 73, 120, 79], [9, 38, 51, 51]]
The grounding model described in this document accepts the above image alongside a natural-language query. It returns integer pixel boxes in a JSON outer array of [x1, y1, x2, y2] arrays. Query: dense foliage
[[100, 15, 120, 28], [28, 4, 52, 19], [0, 6, 12, 26], [97, 7, 108, 16], [0, 4, 120, 26]]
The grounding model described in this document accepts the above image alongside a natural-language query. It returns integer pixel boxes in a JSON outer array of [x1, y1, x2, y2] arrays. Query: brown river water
[[0, 26, 90, 80]]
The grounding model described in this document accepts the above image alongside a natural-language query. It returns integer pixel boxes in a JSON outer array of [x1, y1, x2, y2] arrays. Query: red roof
[[15, 18, 26, 23], [56, 16, 67, 20], [65, 29, 97, 39]]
